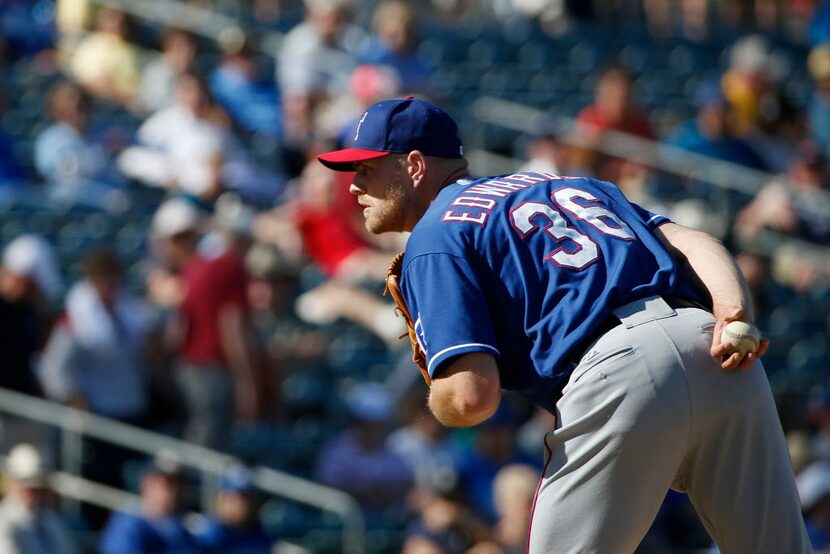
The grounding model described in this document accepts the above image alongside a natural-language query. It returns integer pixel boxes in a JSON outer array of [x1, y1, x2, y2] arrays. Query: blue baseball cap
[[318, 97, 463, 171]]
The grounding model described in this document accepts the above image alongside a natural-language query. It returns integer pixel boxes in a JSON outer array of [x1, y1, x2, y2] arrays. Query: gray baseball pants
[[528, 296, 811, 554]]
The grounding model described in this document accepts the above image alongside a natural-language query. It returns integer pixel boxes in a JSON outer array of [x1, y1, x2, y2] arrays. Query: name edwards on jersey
[[440, 171, 562, 226]]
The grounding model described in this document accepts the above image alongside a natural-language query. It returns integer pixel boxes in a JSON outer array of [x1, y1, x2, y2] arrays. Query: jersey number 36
[[509, 187, 635, 270]]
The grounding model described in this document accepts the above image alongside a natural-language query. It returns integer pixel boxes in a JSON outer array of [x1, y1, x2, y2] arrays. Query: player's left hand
[[710, 306, 769, 372]]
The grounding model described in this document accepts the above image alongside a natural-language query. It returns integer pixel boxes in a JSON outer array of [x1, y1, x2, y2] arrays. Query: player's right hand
[[710, 306, 769, 372]]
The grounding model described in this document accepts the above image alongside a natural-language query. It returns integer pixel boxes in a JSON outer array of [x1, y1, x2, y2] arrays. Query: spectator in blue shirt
[[455, 403, 539, 523], [100, 453, 197, 554], [666, 80, 767, 171], [34, 81, 127, 211], [209, 39, 282, 138], [193, 465, 272, 554], [361, 0, 432, 94]]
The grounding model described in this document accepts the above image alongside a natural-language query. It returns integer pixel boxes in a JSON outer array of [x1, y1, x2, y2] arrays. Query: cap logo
[[354, 112, 368, 141]]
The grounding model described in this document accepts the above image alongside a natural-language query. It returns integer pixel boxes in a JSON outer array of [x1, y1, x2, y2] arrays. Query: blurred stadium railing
[[0, 387, 365, 554]]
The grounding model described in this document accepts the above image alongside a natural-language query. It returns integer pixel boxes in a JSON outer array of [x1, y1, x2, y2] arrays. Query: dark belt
[[572, 296, 707, 365]]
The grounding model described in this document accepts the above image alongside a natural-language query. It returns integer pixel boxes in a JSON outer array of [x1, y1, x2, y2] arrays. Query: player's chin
[[364, 218, 386, 235], [364, 214, 392, 234]]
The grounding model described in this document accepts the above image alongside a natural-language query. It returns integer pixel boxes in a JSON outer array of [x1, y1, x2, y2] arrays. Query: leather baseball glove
[[385, 252, 431, 386]]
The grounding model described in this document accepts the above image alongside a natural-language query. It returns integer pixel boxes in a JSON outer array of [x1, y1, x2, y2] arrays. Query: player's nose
[[348, 182, 364, 196]]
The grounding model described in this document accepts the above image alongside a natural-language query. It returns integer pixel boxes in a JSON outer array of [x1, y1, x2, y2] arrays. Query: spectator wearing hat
[[148, 198, 260, 448], [315, 382, 413, 510], [666, 80, 767, 172], [0, 443, 77, 554], [193, 465, 272, 553], [100, 451, 196, 554], [0, 235, 62, 397]]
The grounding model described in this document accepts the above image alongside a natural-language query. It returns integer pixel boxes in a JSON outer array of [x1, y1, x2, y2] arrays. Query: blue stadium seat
[[281, 371, 333, 412], [327, 328, 391, 379], [787, 335, 830, 377], [568, 43, 600, 75], [114, 222, 148, 261]]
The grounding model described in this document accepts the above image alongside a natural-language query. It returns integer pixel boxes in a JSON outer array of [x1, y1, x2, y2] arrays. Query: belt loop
[[612, 296, 676, 329]]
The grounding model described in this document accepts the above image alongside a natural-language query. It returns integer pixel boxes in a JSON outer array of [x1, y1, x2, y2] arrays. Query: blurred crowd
[[0, 0, 827, 552]]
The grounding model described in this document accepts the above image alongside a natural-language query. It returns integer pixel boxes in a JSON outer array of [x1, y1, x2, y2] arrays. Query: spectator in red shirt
[[573, 64, 655, 186], [576, 64, 655, 140], [291, 162, 394, 282], [148, 198, 258, 449], [254, 161, 404, 344]]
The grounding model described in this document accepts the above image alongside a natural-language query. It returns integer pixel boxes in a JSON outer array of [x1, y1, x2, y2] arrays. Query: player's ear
[[406, 150, 427, 187]]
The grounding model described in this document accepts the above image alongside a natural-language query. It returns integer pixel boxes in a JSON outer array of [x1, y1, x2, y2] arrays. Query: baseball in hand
[[721, 321, 761, 354]]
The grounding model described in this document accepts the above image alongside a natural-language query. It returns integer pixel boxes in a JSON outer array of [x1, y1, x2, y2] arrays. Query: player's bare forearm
[[428, 353, 501, 428], [655, 223, 767, 370], [655, 223, 753, 320]]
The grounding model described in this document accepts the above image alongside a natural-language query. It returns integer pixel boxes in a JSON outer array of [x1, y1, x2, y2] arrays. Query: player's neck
[[432, 166, 470, 199]]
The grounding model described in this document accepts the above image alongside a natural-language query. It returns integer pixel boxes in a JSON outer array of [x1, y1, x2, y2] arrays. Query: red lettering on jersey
[[452, 196, 497, 209]]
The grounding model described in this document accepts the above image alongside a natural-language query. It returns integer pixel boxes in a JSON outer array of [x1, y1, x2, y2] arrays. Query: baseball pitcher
[[318, 97, 811, 553]]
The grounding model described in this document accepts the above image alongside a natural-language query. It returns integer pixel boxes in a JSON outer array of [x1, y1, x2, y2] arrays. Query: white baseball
[[721, 321, 761, 354]]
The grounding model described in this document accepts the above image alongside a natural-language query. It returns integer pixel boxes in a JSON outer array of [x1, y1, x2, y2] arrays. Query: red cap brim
[[317, 148, 391, 171]]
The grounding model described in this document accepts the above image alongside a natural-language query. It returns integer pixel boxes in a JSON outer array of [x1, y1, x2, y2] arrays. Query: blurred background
[[0, 0, 828, 552]]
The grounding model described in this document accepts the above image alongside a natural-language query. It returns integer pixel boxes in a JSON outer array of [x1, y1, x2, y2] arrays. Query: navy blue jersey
[[400, 172, 705, 412]]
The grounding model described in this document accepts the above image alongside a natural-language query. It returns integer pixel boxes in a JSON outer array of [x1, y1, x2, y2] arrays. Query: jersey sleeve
[[631, 202, 671, 229], [401, 253, 499, 378], [589, 178, 671, 230]]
